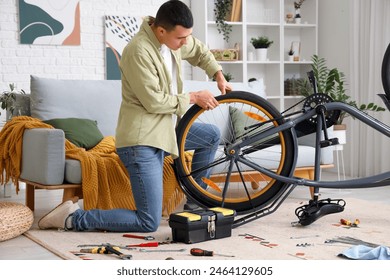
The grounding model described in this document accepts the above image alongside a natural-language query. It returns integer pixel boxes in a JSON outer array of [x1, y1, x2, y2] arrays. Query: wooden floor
[[1, 171, 389, 260]]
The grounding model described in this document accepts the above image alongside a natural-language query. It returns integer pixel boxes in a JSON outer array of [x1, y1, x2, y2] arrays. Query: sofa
[[16, 76, 333, 210]]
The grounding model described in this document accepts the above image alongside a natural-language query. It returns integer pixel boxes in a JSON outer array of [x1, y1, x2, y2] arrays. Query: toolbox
[[169, 207, 236, 244]]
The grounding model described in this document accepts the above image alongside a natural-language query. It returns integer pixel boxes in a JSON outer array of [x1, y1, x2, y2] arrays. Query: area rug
[[24, 197, 390, 260]]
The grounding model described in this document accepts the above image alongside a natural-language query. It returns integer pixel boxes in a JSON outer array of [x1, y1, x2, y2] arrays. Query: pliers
[[122, 233, 155, 240]]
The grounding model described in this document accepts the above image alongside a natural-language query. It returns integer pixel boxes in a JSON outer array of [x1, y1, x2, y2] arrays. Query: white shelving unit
[[191, 0, 318, 111]]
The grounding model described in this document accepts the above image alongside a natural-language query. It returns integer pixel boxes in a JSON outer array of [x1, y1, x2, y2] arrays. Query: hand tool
[[126, 241, 171, 248], [79, 244, 132, 260], [122, 233, 155, 240], [80, 246, 116, 254], [104, 244, 132, 260], [190, 248, 235, 257], [139, 248, 186, 253], [77, 243, 136, 251], [325, 236, 381, 248]]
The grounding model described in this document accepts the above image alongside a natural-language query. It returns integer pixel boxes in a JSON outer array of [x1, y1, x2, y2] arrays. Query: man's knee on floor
[[139, 215, 160, 232]]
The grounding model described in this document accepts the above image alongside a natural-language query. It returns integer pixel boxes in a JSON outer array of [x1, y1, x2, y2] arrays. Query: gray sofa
[[19, 76, 334, 210]]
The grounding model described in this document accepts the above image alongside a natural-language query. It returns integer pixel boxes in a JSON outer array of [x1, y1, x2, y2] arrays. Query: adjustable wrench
[[104, 244, 132, 260]]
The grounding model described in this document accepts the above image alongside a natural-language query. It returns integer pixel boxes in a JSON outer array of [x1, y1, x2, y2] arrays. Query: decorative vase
[[255, 48, 268, 61], [295, 17, 301, 24], [288, 55, 294, 61]]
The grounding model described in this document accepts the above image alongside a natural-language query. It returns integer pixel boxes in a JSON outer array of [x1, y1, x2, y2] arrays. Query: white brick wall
[[0, 0, 191, 90], [0, 0, 193, 120]]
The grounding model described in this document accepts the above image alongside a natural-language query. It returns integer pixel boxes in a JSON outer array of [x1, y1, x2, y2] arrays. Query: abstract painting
[[19, 0, 80, 45], [105, 15, 142, 80]]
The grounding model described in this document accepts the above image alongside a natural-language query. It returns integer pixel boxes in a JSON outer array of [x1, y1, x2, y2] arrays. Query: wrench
[[139, 248, 186, 253], [105, 244, 132, 260], [77, 243, 136, 251]]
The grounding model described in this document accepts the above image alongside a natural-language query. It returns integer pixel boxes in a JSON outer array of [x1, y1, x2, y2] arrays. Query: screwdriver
[[126, 241, 159, 248], [190, 248, 235, 257]]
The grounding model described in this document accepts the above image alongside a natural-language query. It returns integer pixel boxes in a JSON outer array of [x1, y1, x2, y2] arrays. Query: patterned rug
[[24, 197, 390, 260]]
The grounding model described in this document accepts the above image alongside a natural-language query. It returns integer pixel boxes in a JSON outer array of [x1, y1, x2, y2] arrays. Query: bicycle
[[174, 45, 390, 228]]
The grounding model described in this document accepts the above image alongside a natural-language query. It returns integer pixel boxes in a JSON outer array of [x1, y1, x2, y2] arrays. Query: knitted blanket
[[0, 116, 187, 215]]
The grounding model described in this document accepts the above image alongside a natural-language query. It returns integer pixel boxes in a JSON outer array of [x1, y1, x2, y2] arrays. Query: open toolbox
[[169, 207, 236, 244]]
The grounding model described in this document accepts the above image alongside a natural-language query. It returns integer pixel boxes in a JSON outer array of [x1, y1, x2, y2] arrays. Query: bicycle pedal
[[320, 138, 339, 148], [294, 198, 346, 226]]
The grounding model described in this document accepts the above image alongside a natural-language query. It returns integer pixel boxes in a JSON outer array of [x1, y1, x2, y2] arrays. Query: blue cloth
[[339, 245, 390, 260]]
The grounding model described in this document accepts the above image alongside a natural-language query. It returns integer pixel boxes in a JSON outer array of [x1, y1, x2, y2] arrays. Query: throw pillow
[[229, 106, 258, 140], [44, 118, 104, 150], [229, 106, 274, 146]]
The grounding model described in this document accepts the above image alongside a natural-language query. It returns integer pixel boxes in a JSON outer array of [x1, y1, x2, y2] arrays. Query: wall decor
[[105, 15, 142, 80], [18, 0, 80, 45]]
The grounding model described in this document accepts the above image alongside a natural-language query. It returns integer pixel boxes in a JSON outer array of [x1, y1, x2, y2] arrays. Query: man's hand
[[214, 70, 232, 94], [189, 90, 219, 110]]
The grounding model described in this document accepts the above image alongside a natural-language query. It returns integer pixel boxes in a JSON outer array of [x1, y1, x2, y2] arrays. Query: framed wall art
[[19, 0, 80, 45], [105, 15, 142, 80]]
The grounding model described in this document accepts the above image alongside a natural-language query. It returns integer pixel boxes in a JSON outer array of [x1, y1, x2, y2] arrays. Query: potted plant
[[288, 48, 294, 61], [0, 83, 29, 120], [294, 0, 305, 24], [250, 36, 273, 61], [296, 55, 385, 142], [214, 0, 233, 43]]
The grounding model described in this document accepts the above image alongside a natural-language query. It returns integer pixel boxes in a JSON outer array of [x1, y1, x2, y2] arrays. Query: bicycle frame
[[227, 101, 390, 190]]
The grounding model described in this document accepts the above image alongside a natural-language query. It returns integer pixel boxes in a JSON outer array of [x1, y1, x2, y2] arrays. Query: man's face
[[160, 25, 192, 50]]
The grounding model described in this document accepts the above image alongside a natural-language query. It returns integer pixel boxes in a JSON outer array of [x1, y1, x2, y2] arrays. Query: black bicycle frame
[[227, 101, 390, 189]]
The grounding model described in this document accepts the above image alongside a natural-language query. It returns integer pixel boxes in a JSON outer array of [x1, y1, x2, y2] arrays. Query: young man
[[39, 0, 231, 232]]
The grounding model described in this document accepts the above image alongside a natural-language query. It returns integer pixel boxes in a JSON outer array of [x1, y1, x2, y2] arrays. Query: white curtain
[[349, 0, 390, 177]]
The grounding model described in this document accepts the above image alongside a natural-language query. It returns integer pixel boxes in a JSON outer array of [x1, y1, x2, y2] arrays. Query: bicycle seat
[[295, 198, 346, 226]]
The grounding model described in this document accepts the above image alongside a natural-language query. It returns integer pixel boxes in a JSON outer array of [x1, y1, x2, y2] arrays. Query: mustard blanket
[[0, 116, 186, 215]]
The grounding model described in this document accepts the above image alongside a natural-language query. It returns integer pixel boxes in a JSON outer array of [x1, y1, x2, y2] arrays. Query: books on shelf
[[229, 0, 242, 22]]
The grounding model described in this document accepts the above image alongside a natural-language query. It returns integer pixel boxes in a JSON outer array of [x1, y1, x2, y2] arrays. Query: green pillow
[[229, 106, 258, 139], [43, 118, 104, 150], [229, 106, 273, 146]]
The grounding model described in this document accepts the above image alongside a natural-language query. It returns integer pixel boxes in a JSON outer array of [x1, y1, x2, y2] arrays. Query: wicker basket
[[0, 202, 34, 242], [210, 48, 239, 61]]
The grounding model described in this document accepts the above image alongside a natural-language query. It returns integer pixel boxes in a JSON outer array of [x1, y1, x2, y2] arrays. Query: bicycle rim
[[175, 91, 296, 214]]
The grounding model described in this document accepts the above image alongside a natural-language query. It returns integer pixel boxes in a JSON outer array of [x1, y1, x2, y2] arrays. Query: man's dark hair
[[154, 0, 193, 31]]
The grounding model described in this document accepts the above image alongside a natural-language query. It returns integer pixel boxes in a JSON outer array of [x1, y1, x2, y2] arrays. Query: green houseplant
[[250, 36, 273, 61], [297, 55, 385, 125], [0, 83, 28, 120], [250, 36, 273, 49], [214, 0, 233, 43], [294, 0, 305, 23]]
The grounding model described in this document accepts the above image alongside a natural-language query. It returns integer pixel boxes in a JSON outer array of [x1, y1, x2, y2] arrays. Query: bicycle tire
[[175, 91, 296, 214]]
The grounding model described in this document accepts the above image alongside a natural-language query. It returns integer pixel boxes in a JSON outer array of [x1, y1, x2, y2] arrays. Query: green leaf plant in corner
[[214, 0, 233, 43], [0, 83, 26, 118], [296, 55, 386, 125]]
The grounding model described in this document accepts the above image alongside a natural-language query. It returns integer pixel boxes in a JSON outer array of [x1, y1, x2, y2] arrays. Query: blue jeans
[[71, 123, 220, 232]]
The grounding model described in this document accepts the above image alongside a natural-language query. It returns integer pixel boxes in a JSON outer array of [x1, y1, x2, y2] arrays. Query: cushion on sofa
[[30, 75, 122, 136], [65, 159, 82, 184], [229, 106, 258, 138], [44, 118, 104, 149]]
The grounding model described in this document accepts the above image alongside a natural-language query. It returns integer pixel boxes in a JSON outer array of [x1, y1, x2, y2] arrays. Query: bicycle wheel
[[175, 91, 296, 214]]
